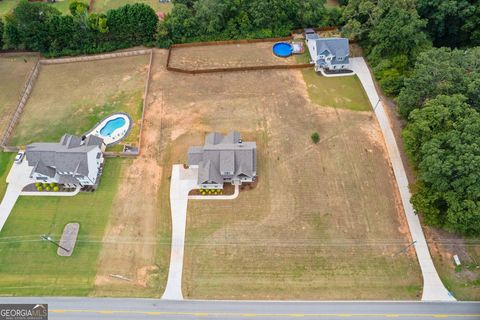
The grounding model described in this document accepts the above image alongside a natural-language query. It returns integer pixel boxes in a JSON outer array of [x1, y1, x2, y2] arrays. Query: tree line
[[156, 0, 341, 47], [0, 0, 340, 56], [342, 0, 480, 235], [1, 0, 158, 56]]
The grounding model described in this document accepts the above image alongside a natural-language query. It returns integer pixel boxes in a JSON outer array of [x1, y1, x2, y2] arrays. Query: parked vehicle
[[14, 151, 25, 164]]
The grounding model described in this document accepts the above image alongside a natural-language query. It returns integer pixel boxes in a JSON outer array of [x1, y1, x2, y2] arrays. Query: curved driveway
[[350, 57, 455, 301]]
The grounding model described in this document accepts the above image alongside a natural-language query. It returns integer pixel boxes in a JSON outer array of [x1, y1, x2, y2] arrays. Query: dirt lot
[[10, 55, 149, 148], [168, 41, 300, 71], [0, 55, 37, 140], [145, 49, 422, 300]]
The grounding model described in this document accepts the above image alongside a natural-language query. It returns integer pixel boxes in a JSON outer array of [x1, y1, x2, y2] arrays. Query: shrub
[[45, 186, 51, 191], [36, 186, 43, 191], [311, 132, 320, 144], [35, 182, 42, 187], [53, 186, 59, 192]]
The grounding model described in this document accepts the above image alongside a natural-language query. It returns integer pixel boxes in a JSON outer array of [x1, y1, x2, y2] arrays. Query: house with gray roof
[[305, 29, 350, 72], [188, 131, 257, 189], [25, 134, 106, 188]]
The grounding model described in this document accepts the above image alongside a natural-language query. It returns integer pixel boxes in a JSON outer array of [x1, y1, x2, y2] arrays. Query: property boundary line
[[0, 59, 41, 149], [0, 49, 152, 157], [166, 36, 315, 74]]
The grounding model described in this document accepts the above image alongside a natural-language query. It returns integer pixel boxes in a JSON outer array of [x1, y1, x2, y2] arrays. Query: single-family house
[[188, 131, 257, 189], [25, 134, 106, 188], [305, 28, 350, 72]]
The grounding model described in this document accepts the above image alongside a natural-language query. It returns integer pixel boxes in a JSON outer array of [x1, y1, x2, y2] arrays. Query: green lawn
[[10, 55, 148, 148], [0, 0, 18, 16], [0, 0, 87, 16], [92, 0, 172, 13], [0, 153, 15, 199], [0, 158, 128, 296], [301, 69, 371, 112]]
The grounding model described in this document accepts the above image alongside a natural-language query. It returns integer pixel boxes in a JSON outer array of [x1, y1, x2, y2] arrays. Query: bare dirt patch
[[93, 53, 167, 297], [146, 49, 421, 300], [168, 41, 299, 71], [0, 55, 37, 139]]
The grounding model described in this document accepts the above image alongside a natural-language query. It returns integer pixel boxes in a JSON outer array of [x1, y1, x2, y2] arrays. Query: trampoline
[[272, 42, 293, 57]]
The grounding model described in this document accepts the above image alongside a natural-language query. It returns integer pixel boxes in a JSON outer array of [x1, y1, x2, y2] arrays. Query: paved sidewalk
[[162, 165, 197, 300], [350, 57, 455, 301], [0, 160, 35, 232]]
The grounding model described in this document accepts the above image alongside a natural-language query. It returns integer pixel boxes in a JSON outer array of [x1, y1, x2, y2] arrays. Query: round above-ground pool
[[272, 42, 293, 57], [86, 112, 132, 146]]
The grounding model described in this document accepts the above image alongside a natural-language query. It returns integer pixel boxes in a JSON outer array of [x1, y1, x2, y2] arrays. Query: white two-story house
[[305, 28, 350, 72], [26, 134, 106, 188]]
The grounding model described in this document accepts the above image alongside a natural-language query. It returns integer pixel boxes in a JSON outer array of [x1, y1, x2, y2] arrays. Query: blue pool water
[[272, 42, 293, 57], [100, 117, 126, 136]]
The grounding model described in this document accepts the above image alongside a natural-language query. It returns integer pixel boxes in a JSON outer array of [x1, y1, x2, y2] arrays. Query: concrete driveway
[[162, 165, 198, 300], [350, 57, 455, 302], [0, 159, 35, 232]]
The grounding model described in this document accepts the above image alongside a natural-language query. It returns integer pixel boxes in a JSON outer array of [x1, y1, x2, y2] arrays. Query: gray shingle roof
[[198, 160, 223, 184], [26, 134, 104, 178], [188, 131, 256, 185], [314, 38, 349, 60]]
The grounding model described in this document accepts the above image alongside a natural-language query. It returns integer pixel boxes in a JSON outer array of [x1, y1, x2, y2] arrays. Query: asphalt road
[[0, 298, 479, 320]]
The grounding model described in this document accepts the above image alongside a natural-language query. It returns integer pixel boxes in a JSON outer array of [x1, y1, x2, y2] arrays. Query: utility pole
[[393, 241, 416, 257], [373, 98, 381, 112], [40, 234, 69, 253]]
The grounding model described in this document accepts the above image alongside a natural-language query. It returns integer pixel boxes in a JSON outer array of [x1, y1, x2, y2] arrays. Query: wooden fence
[[1, 49, 153, 158], [1, 60, 41, 147], [166, 36, 315, 74]]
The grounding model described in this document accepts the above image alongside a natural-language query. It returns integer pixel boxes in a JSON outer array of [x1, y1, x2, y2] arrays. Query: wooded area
[[342, 0, 479, 235]]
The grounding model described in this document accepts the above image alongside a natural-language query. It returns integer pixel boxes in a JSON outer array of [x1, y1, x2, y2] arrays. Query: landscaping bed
[[22, 182, 75, 193], [189, 184, 235, 196]]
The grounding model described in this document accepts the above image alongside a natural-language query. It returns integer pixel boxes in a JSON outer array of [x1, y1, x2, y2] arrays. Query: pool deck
[[85, 112, 132, 146]]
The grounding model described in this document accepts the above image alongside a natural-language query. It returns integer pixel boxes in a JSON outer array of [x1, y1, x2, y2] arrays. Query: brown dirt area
[[143, 49, 421, 300], [168, 41, 300, 71], [93, 55, 166, 297], [0, 55, 37, 140]]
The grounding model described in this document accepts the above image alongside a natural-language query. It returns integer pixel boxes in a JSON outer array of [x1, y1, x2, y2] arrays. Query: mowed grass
[[0, 0, 87, 16], [0, 56, 37, 138], [92, 0, 172, 13], [429, 236, 480, 300], [0, 153, 15, 199], [0, 158, 128, 296], [148, 50, 422, 300], [0, 0, 18, 16], [301, 69, 371, 111], [10, 55, 148, 148]]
